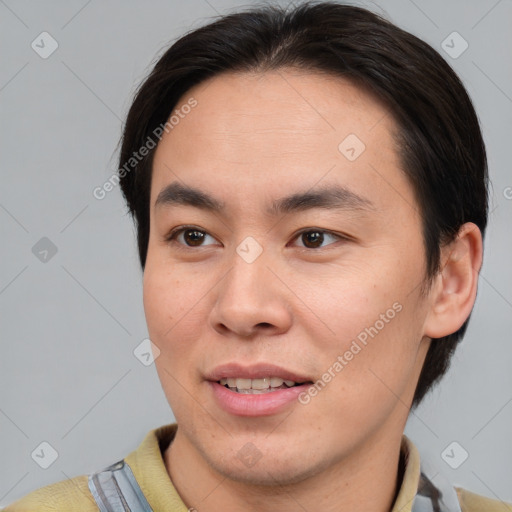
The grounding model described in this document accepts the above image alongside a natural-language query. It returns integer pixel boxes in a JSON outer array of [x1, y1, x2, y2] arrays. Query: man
[[4, 2, 510, 511]]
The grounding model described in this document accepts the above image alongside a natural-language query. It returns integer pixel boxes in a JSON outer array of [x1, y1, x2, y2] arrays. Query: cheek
[[304, 265, 425, 401], [143, 262, 202, 339], [143, 265, 208, 410], [298, 263, 403, 345], [143, 262, 216, 386], [324, 301, 423, 411]]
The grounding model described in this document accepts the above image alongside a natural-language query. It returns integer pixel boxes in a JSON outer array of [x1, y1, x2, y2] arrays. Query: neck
[[164, 426, 405, 512]]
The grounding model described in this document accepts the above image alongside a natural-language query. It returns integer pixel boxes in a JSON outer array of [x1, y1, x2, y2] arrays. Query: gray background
[[1, 0, 511, 507]]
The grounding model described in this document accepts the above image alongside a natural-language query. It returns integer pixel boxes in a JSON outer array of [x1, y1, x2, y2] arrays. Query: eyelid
[[165, 225, 350, 250], [165, 225, 220, 246], [289, 228, 349, 249]]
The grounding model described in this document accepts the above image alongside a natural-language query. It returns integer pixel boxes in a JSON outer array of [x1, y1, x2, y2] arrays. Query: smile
[[219, 377, 304, 393]]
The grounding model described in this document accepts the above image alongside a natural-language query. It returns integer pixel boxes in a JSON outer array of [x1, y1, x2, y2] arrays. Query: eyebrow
[[154, 181, 374, 216]]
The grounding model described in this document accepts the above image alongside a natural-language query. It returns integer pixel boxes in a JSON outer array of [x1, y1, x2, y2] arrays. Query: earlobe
[[424, 223, 483, 339]]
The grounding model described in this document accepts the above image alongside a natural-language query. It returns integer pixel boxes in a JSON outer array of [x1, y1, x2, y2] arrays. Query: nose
[[208, 248, 293, 339]]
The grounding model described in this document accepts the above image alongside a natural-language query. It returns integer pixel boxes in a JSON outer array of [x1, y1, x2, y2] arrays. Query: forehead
[[151, 69, 408, 213]]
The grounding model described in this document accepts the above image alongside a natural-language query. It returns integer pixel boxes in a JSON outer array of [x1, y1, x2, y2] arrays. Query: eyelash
[[164, 225, 348, 250]]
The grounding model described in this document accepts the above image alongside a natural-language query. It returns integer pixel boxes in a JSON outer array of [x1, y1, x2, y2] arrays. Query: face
[[144, 69, 432, 486]]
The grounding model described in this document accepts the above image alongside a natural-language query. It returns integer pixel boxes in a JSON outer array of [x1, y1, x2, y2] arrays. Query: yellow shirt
[[2, 423, 510, 511]]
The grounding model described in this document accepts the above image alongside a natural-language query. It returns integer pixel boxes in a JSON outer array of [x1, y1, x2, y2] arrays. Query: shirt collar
[[393, 435, 422, 512], [125, 424, 424, 512]]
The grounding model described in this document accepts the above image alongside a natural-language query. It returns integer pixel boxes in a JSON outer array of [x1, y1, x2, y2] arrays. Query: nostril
[[256, 322, 273, 329]]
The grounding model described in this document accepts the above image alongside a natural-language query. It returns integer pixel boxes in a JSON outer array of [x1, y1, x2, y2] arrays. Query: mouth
[[218, 377, 311, 394], [206, 363, 314, 416]]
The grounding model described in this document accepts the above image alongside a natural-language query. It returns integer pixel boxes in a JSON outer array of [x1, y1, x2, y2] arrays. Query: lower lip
[[209, 381, 311, 417]]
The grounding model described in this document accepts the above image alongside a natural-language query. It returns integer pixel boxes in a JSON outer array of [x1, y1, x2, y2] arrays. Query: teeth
[[251, 378, 270, 390], [236, 378, 252, 390], [218, 376, 299, 391], [270, 377, 284, 387]]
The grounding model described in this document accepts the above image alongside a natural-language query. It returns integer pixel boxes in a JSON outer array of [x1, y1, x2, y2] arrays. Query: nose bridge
[[223, 240, 274, 308], [209, 238, 292, 337]]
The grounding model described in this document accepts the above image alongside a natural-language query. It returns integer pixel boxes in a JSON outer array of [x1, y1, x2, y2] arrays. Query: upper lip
[[206, 362, 312, 383]]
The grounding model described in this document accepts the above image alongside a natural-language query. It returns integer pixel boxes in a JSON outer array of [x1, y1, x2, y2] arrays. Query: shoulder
[[1, 474, 98, 512], [457, 487, 512, 512], [1, 423, 177, 512]]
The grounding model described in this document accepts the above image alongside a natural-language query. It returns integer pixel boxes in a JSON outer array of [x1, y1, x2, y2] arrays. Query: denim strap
[[88, 459, 153, 512]]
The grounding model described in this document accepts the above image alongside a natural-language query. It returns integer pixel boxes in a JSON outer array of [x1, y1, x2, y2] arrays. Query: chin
[[215, 462, 317, 487], [204, 444, 330, 487]]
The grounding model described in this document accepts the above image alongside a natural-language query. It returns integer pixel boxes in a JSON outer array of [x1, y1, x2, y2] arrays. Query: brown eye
[[293, 229, 343, 249], [183, 229, 206, 246], [166, 227, 218, 248], [301, 231, 324, 248]]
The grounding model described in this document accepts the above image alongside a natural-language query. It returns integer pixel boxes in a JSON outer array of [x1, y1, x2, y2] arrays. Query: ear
[[424, 222, 483, 339]]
